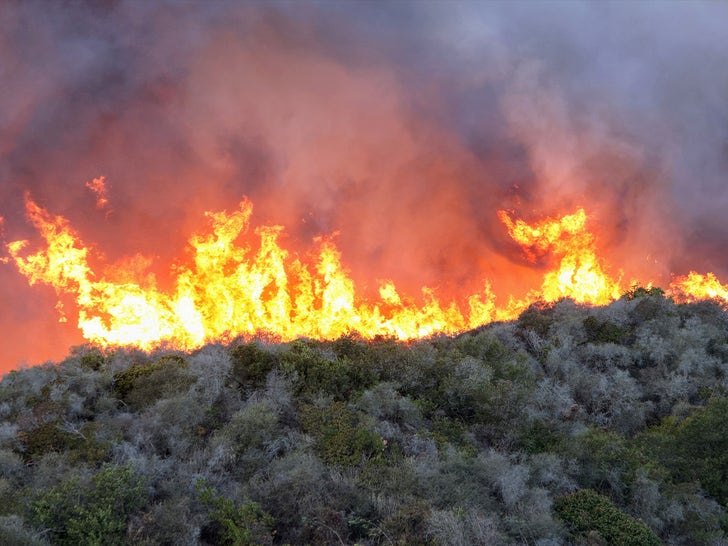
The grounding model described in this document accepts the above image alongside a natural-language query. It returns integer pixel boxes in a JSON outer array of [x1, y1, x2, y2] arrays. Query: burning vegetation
[[2, 3, 728, 544], [4, 192, 728, 354]]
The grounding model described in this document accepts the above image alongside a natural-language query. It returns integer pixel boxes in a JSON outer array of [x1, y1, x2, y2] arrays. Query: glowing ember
[[5, 192, 728, 352]]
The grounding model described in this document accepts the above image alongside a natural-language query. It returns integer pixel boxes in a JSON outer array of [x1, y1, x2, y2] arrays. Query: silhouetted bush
[[584, 315, 626, 344], [112, 355, 192, 410], [228, 342, 278, 391], [517, 302, 557, 339]]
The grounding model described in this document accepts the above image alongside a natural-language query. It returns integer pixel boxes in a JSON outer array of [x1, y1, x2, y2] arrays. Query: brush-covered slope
[[1, 289, 728, 545]]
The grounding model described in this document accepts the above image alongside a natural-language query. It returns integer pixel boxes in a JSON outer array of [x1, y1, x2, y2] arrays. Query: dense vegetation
[[2, 289, 728, 545]]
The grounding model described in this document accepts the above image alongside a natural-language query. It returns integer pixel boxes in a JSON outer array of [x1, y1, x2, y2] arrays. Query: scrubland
[[1, 288, 727, 545]]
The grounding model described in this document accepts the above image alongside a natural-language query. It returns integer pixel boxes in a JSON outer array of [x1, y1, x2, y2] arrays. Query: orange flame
[[669, 271, 728, 303], [6, 195, 505, 350], [5, 191, 728, 352], [498, 208, 622, 305]]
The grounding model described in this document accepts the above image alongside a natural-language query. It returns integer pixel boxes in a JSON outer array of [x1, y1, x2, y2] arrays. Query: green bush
[[554, 489, 661, 545], [228, 342, 278, 390], [517, 303, 556, 339], [517, 419, 562, 454], [583, 316, 626, 344], [29, 464, 147, 546], [624, 285, 665, 301], [631, 296, 672, 324], [670, 397, 728, 505], [18, 421, 107, 465], [430, 416, 477, 455], [112, 355, 192, 410], [79, 350, 106, 372], [299, 402, 385, 466], [196, 479, 275, 546], [19, 421, 76, 463], [281, 341, 377, 401], [217, 401, 282, 479], [640, 397, 728, 506], [557, 428, 644, 497], [331, 334, 376, 363]]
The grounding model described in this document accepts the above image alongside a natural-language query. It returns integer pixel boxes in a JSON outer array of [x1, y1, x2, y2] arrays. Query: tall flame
[[498, 208, 622, 305], [5, 195, 502, 349], [5, 191, 728, 352]]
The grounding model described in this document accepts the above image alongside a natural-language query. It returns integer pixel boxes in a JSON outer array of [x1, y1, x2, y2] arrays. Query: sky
[[2, 0, 728, 372]]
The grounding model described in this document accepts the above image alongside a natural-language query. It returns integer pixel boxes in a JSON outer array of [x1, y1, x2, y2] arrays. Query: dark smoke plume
[[2, 1, 727, 370]]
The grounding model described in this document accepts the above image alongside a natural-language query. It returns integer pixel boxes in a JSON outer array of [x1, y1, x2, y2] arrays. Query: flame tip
[[6, 194, 728, 350]]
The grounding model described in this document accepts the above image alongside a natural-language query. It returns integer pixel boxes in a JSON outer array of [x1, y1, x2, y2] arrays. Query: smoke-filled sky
[[2, 0, 728, 372]]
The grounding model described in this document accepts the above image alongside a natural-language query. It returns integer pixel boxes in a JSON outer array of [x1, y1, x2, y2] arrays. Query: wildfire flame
[[4, 190, 728, 352], [498, 208, 622, 305], [669, 271, 728, 302]]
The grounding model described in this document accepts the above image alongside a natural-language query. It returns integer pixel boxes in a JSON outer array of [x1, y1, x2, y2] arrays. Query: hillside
[[1, 289, 727, 545]]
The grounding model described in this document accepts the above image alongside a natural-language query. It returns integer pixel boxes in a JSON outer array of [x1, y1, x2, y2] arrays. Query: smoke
[[2, 0, 727, 370]]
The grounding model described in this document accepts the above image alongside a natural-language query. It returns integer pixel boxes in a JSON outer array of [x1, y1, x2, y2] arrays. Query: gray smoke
[[2, 0, 727, 368]]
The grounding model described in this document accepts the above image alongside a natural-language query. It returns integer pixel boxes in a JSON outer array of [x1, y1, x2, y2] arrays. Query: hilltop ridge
[[1, 291, 727, 544]]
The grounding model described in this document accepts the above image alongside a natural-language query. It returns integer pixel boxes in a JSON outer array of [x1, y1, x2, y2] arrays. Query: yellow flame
[[7, 195, 507, 349], [7, 193, 728, 351], [498, 208, 622, 304], [669, 271, 728, 303]]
